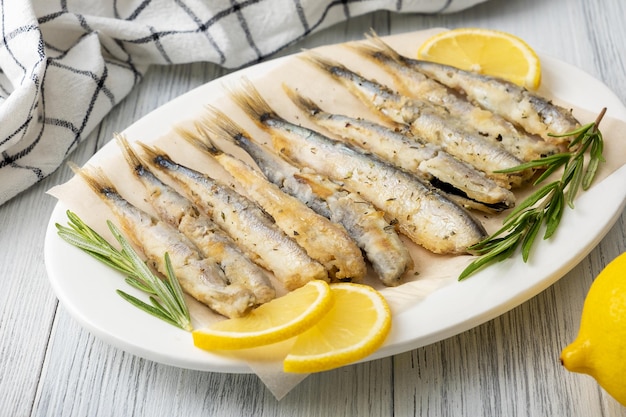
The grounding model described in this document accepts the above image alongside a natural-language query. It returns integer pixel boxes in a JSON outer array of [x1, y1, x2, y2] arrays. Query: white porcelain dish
[[44, 45, 626, 373]]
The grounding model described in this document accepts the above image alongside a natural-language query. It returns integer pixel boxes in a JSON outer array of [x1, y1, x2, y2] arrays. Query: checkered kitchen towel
[[0, 0, 487, 205]]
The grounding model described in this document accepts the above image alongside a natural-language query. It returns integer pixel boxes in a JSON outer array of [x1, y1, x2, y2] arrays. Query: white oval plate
[[44, 42, 626, 373]]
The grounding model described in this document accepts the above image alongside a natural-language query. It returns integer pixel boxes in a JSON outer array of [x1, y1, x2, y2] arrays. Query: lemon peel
[[560, 252, 626, 406], [283, 282, 391, 373]]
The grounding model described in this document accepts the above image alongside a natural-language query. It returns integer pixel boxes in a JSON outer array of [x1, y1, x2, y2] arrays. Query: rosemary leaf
[[495, 152, 570, 174], [459, 109, 606, 280], [459, 233, 522, 280], [544, 189, 564, 239], [116, 290, 182, 329], [583, 157, 601, 190], [502, 182, 557, 223], [164, 253, 191, 322], [124, 276, 156, 295], [56, 224, 135, 276], [532, 159, 568, 185], [57, 210, 193, 331], [566, 157, 585, 207], [584, 129, 605, 189], [521, 212, 544, 261]]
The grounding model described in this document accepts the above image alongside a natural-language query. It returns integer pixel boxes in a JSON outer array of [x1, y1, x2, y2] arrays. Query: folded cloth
[[0, 0, 487, 205]]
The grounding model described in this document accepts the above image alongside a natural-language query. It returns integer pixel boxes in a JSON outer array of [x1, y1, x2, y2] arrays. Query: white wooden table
[[2, 0, 626, 415]]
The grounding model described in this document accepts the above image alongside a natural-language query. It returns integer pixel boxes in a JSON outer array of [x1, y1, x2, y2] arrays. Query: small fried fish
[[116, 134, 275, 304], [407, 57, 580, 145], [284, 86, 515, 211], [301, 53, 532, 189], [71, 164, 256, 318], [230, 80, 487, 255], [200, 109, 414, 286], [178, 125, 367, 283], [351, 34, 562, 161], [136, 143, 328, 291]]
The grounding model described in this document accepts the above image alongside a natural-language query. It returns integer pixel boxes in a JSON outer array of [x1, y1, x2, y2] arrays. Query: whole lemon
[[560, 251, 626, 406]]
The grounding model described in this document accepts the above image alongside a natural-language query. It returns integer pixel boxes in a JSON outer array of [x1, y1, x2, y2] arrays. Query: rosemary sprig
[[459, 108, 606, 280], [56, 210, 193, 331]]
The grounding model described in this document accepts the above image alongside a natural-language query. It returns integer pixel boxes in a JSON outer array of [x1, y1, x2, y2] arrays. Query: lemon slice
[[192, 280, 332, 350], [283, 283, 391, 373], [417, 28, 541, 89]]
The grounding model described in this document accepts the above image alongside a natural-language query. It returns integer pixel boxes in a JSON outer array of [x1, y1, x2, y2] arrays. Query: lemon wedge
[[283, 282, 391, 373], [417, 28, 541, 90], [192, 280, 332, 350]]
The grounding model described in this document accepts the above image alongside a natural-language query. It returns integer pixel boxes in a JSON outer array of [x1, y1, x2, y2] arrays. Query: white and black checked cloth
[[0, 0, 487, 205]]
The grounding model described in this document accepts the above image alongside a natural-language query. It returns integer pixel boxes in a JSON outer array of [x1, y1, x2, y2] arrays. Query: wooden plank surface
[[2, 0, 625, 415]]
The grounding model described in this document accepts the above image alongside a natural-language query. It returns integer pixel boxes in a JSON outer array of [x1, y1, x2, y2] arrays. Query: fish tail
[[229, 78, 278, 130], [174, 122, 221, 157], [135, 141, 161, 165], [114, 133, 148, 179], [69, 162, 118, 198], [202, 108, 268, 165], [202, 106, 252, 148], [301, 51, 373, 88], [357, 31, 404, 64], [299, 52, 359, 88], [302, 51, 397, 105], [282, 84, 323, 116], [135, 142, 177, 175], [300, 52, 343, 75]]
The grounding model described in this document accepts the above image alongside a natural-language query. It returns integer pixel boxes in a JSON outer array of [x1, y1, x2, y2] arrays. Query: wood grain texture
[[2, 0, 626, 416]]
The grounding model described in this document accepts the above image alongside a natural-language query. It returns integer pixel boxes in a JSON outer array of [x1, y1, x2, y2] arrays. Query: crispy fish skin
[[231, 82, 487, 254], [403, 100, 531, 189], [285, 86, 515, 210], [180, 129, 367, 283], [409, 59, 580, 144], [301, 172, 414, 286], [72, 165, 256, 318], [115, 135, 275, 304], [201, 114, 333, 219], [137, 144, 328, 291], [302, 54, 531, 189], [351, 36, 561, 161], [201, 110, 413, 286]]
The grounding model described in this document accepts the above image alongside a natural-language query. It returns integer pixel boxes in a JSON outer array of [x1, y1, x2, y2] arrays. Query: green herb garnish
[[459, 108, 606, 280], [56, 210, 193, 331]]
